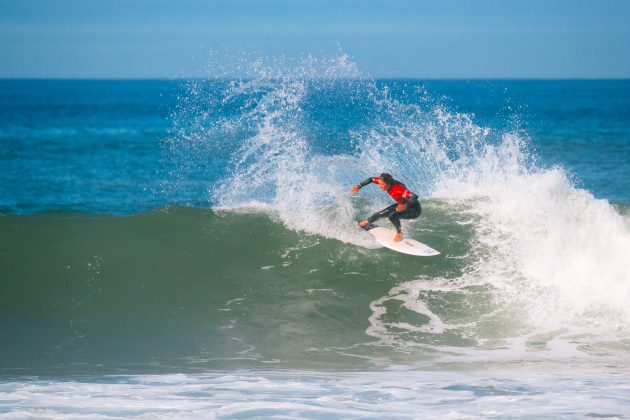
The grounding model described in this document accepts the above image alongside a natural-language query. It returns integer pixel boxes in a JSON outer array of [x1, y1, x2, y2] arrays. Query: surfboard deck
[[362, 223, 440, 256]]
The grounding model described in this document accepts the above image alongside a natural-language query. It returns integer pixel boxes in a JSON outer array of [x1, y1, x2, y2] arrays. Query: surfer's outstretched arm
[[349, 178, 376, 193], [358, 178, 375, 188]]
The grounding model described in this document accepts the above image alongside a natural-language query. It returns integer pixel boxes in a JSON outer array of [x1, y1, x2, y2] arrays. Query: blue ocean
[[1, 58, 630, 418]]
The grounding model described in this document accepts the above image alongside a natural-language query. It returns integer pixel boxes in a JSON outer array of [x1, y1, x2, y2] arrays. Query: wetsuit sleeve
[[406, 193, 419, 207], [357, 177, 375, 188]]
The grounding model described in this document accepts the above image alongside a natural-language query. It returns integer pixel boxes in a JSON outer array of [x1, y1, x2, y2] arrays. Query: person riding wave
[[349, 173, 421, 242]]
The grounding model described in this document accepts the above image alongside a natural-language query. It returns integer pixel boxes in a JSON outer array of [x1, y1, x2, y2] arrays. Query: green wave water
[[0, 205, 471, 373], [2, 202, 629, 375]]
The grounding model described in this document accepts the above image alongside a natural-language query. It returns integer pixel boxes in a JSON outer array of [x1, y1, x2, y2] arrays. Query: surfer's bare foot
[[358, 220, 369, 227], [393, 233, 402, 242]]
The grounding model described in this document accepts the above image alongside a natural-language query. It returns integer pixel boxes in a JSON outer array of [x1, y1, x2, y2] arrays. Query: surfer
[[349, 173, 421, 242]]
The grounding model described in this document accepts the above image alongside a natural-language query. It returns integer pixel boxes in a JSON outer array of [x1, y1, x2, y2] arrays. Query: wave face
[[1, 57, 630, 375], [0, 207, 472, 373], [1, 205, 629, 374]]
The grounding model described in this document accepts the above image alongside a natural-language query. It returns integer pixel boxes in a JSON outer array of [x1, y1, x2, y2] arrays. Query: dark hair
[[379, 173, 395, 185]]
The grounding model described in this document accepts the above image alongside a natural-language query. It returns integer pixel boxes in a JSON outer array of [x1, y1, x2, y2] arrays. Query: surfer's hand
[[396, 203, 406, 212], [349, 185, 360, 194], [358, 220, 369, 227]]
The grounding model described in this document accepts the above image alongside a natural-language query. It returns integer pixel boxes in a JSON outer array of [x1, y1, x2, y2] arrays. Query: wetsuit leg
[[366, 203, 398, 224], [387, 204, 422, 233]]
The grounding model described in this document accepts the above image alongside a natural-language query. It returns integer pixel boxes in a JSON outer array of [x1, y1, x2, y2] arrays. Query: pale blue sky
[[1, 0, 629, 79]]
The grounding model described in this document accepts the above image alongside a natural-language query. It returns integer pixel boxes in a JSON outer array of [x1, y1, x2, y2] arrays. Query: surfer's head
[[377, 173, 394, 190]]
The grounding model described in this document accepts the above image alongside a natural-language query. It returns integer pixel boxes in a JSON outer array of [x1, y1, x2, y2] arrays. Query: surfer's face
[[376, 178, 390, 191]]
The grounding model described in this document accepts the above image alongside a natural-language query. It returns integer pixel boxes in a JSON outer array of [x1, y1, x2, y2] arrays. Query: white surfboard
[[363, 224, 440, 256]]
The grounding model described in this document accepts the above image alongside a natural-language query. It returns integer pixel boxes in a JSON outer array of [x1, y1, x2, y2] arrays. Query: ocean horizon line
[[1, 76, 629, 82]]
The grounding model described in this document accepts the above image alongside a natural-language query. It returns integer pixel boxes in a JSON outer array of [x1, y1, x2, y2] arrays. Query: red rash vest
[[371, 178, 411, 204], [357, 176, 419, 207], [367, 177, 415, 205]]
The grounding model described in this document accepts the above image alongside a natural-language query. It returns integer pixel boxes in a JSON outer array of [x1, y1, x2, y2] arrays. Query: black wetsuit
[[357, 177, 422, 233]]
